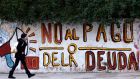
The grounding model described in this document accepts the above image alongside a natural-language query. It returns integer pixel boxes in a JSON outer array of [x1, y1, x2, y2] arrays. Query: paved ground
[[0, 72, 140, 79]]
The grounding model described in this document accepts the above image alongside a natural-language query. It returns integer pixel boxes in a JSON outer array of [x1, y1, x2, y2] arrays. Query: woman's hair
[[21, 33, 27, 38]]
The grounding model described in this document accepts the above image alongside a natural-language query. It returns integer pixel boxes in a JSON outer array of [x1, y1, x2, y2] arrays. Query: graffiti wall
[[0, 20, 140, 73]]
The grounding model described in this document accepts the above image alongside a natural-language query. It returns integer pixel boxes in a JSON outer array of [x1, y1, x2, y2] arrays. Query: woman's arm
[[16, 27, 25, 40], [16, 27, 24, 33], [25, 38, 29, 56]]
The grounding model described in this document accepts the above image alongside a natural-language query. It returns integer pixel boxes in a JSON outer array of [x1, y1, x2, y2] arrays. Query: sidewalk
[[0, 72, 140, 79]]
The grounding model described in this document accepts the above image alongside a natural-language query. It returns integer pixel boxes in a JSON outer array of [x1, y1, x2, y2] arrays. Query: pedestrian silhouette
[[8, 27, 35, 78]]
